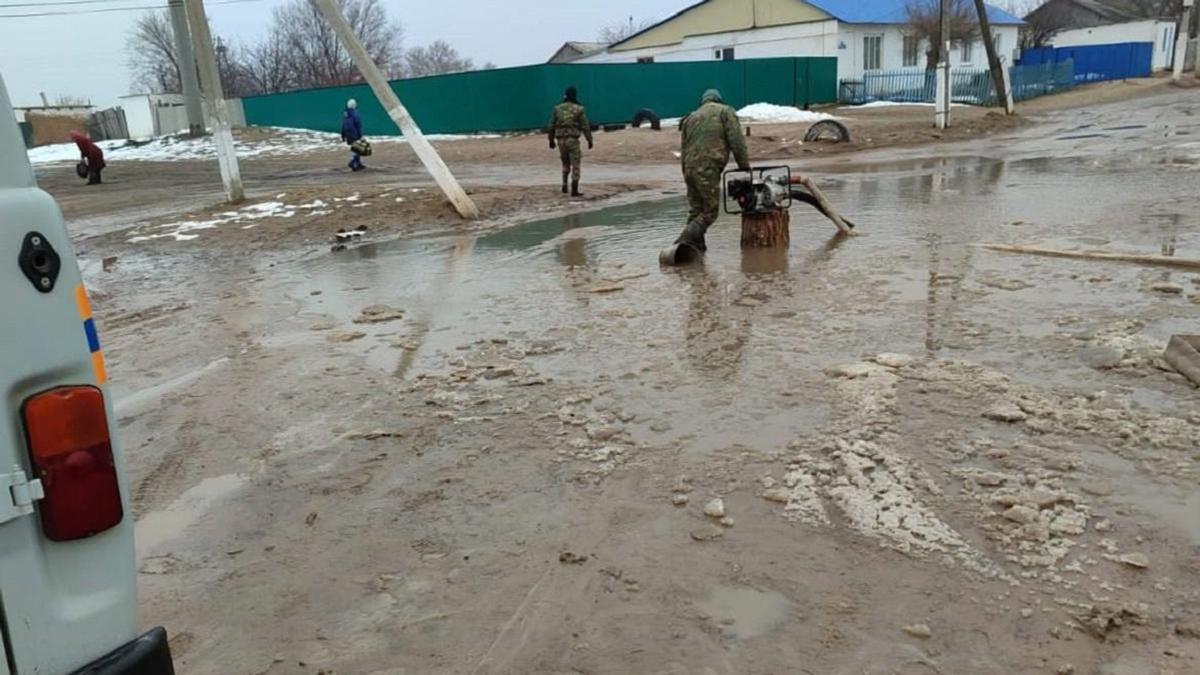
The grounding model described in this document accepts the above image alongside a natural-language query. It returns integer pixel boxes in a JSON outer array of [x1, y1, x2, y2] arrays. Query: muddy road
[[64, 88, 1200, 674]]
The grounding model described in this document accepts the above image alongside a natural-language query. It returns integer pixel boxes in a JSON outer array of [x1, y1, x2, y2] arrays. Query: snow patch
[[127, 199, 303, 242], [839, 101, 969, 110], [27, 127, 502, 165], [736, 103, 835, 124]]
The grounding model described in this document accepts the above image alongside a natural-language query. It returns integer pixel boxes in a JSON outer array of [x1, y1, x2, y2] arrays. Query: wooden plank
[[981, 244, 1200, 271]]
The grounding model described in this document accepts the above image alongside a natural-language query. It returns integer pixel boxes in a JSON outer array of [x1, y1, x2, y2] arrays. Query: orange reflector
[[22, 386, 123, 541]]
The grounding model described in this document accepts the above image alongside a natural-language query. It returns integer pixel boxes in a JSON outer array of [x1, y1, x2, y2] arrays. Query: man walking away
[[548, 86, 593, 197], [341, 98, 365, 172], [673, 89, 750, 254], [70, 131, 106, 185]]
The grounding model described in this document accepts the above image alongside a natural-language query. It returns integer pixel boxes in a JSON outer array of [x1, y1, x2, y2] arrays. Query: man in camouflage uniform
[[673, 88, 750, 253], [548, 86, 594, 197]]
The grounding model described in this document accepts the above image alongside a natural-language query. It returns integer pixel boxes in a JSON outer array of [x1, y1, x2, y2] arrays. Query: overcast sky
[[0, 0, 693, 108]]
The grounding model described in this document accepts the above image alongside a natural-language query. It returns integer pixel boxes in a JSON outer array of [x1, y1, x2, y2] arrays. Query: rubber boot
[[659, 220, 708, 266], [571, 178, 582, 197], [674, 220, 708, 252], [561, 173, 569, 194]]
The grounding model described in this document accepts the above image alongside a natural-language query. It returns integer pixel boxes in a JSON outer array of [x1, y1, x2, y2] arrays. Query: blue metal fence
[[840, 60, 1075, 106], [1018, 42, 1153, 83]]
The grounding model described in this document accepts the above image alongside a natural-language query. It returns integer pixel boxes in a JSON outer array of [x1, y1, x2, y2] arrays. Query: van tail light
[[21, 386, 123, 541]]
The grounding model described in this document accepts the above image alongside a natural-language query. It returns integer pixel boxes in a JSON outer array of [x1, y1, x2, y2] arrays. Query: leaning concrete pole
[[168, 0, 205, 137], [1173, 0, 1196, 82], [184, 0, 244, 203], [312, 0, 479, 219], [973, 0, 1013, 114]]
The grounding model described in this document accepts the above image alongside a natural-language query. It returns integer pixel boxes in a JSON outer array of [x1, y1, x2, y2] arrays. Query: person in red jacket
[[70, 131, 106, 184]]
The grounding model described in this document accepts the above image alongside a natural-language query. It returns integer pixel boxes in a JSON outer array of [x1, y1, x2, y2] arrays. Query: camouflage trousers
[[684, 164, 722, 228], [558, 137, 582, 179]]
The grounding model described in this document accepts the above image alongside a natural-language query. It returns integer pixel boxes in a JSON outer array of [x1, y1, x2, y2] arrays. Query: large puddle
[[696, 585, 791, 639], [278, 149, 1197, 396], [135, 473, 246, 558]]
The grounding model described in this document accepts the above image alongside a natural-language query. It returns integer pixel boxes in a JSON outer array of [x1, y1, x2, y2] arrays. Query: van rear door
[[0, 74, 138, 674]]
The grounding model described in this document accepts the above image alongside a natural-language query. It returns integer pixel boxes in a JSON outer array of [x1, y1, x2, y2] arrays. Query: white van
[[0, 74, 175, 674]]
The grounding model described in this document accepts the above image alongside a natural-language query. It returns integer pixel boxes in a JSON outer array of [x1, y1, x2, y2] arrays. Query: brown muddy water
[[95, 92, 1200, 675]]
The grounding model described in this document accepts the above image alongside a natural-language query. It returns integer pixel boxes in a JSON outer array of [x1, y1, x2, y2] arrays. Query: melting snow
[[736, 103, 835, 124], [27, 127, 501, 165], [840, 101, 969, 109], [129, 199, 302, 242]]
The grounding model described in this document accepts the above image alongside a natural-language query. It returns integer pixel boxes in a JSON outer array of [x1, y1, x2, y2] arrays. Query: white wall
[[838, 24, 1021, 82], [118, 95, 156, 139], [575, 20, 840, 64], [573, 19, 1021, 86], [116, 93, 229, 139], [1051, 20, 1178, 70]]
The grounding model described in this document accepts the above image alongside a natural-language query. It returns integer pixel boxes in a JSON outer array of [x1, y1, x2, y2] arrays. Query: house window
[[960, 39, 973, 64], [637, 56, 654, 64], [1162, 26, 1173, 52], [903, 34, 920, 67], [714, 47, 734, 61], [864, 35, 883, 71], [993, 32, 1002, 59]]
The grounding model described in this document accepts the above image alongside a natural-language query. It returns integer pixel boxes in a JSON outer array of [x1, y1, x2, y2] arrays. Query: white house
[[573, 0, 1023, 85], [1050, 19, 1179, 71]]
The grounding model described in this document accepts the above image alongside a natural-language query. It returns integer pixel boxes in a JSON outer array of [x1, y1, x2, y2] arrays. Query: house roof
[[610, 0, 1023, 50], [566, 41, 607, 53], [805, 0, 1023, 25], [1026, 0, 1143, 23], [548, 41, 608, 63]]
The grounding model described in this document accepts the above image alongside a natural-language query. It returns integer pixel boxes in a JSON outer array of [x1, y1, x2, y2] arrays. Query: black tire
[[631, 108, 661, 131], [803, 119, 850, 143], [602, 124, 626, 133]]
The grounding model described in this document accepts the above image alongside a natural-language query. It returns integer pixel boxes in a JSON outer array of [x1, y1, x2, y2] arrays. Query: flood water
[[105, 92, 1200, 675], [273, 138, 1199, 435]]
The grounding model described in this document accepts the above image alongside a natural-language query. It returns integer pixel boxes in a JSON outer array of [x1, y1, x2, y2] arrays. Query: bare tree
[[242, 25, 294, 95], [272, 0, 403, 89], [597, 16, 656, 44], [906, 0, 982, 68], [125, 10, 182, 93], [125, 9, 248, 95], [405, 41, 475, 77]]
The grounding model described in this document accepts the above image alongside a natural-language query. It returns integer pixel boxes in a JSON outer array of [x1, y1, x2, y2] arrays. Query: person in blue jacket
[[341, 98, 365, 171]]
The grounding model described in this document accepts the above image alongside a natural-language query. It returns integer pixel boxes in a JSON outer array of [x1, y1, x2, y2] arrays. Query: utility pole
[[184, 0, 244, 203], [973, 0, 1013, 114], [312, 0, 479, 219], [1172, 0, 1195, 82], [936, 0, 951, 129], [167, 0, 205, 137]]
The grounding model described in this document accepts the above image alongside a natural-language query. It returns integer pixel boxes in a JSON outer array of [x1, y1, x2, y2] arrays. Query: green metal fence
[[1010, 61, 1075, 101], [839, 61, 1075, 106], [241, 57, 838, 137]]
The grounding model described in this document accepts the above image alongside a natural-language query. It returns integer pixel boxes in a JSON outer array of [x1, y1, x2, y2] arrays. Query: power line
[[0, 0, 159, 8], [0, 0, 267, 19]]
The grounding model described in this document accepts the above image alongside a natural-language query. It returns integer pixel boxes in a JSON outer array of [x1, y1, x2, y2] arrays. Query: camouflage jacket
[[548, 101, 593, 142], [680, 101, 749, 172]]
